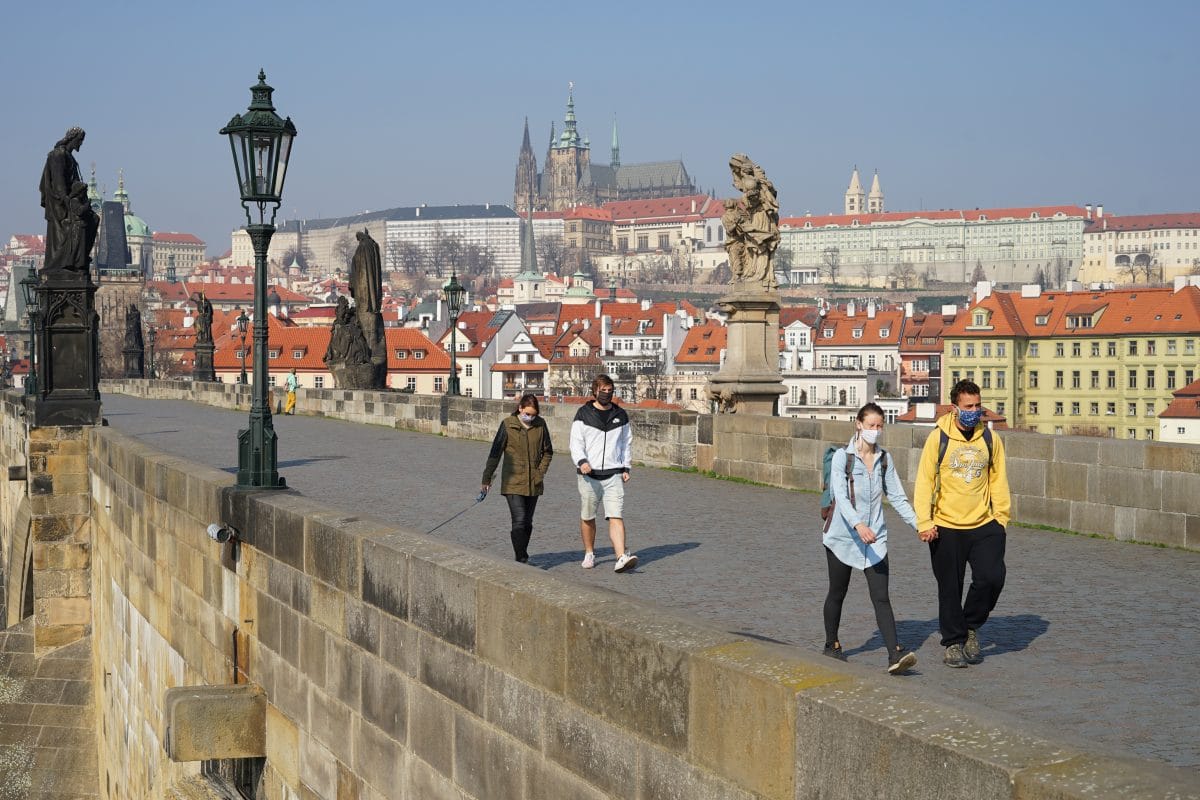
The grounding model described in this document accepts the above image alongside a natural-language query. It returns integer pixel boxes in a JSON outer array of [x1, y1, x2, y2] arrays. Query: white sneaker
[[581, 552, 595, 569], [613, 553, 638, 573]]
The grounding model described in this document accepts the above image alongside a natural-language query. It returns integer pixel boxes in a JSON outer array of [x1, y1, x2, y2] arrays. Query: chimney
[[415, 207, 421, 217], [1096, 204, 1103, 219], [600, 315, 611, 353], [904, 301, 914, 318], [595, 298, 602, 318], [1020, 284, 1042, 298], [641, 298, 651, 311], [1085, 203, 1092, 220], [975, 280, 992, 302], [846, 300, 856, 317], [583, 318, 590, 330], [690, 199, 696, 213], [867, 301, 876, 319]]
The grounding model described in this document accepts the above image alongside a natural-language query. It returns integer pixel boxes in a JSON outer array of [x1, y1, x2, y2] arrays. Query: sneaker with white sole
[[964, 629, 983, 664], [613, 553, 638, 573], [887, 650, 918, 675], [581, 552, 595, 569]]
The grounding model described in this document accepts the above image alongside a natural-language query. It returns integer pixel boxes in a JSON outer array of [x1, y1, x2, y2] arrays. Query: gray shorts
[[578, 473, 625, 521]]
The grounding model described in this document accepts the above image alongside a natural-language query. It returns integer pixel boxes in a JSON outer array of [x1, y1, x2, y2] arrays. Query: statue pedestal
[[193, 342, 216, 383], [28, 270, 101, 427], [706, 290, 786, 415], [122, 346, 144, 379], [329, 361, 383, 390]]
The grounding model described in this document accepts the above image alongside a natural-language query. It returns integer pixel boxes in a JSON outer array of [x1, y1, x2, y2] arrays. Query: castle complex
[[514, 89, 697, 212]]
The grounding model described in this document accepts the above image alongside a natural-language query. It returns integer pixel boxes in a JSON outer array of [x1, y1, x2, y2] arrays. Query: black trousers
[[823, 547, 900, 659], [504, 494, 539, 561], [928, 519, 1007, 646]]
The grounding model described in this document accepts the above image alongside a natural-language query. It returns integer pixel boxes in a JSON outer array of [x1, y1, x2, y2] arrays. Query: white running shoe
[[613, 553, 638, 573], [581, 552, 595, 569]]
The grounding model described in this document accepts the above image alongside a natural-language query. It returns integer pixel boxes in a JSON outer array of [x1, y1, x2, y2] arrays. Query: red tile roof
[[603, 195, 716, 223], [780, 306, 821, 327], [1084, 213, 1200, 233], [1160, 378, 1200, 420], [152, 232, 205, 245], [564, 206, 613, 222], [676, 324, 726, 364], [815, 308, 905, 347], [782, 205, 1087, 229]]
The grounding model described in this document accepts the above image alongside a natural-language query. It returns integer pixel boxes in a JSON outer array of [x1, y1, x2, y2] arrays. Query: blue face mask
[[519, 413, 535, 424], [958, 409, 983, 428]]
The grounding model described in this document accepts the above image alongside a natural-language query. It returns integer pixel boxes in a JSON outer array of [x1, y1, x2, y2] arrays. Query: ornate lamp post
[[236, 310, 249, 385], [147, 327, 156, 378], [221, 70, 296, 489], [442, 270, 465, 395], [19, 267, 39, 396]]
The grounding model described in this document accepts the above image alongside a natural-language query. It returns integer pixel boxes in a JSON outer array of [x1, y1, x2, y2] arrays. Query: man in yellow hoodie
[[913, 379, 1011, 668]]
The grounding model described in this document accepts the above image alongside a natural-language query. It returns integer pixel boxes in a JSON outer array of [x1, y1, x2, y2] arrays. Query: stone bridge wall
[[82, 422, 1196, 799], [0, 390, 31, 627], [104, 380, 1200, 551]]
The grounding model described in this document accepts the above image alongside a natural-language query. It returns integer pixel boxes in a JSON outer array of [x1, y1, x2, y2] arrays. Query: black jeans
[[928, 519, 1007, 646], [504, 494, 539, 561], [823, 547, 900, 660]]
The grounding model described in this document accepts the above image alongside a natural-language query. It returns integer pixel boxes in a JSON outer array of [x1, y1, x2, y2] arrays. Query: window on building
[[1188, 369, 1196, 385], [982, 343, 992, 357], [1146, 340, 1157, 356], [1107, 341, 1117, 357], [1090, 402, 1099, 416], [1127, 402, 1137, 417], [1180, 427, 1187, 436], [406, 376, 416, 391], [235, 349, 245, 359], [464, 364, 473, 377], [1029, 343, 1039, 357], [414, 351, 425, 360], [1106, 370, 1116, 389], [658, 233, 670, 250], [997, 343, 1006, 357], [1054, 401, 1063, 416], [996, 370, 1006, 389], [1071, 401, 1080, 416], [1055, 342, 1064, 357], [1088, 370, 1098, 389], [1128, 370, 1137, 389], [1072, 342, 1081, 357], [1071, 370, 1080, 389], [1106, 401, 1116, 415], [1055, 370, 1064, 389], [996, 401, 1005, 416], [268, 376, 276, 387], [434, 376, 444, 392], [395, 350, 407, 359], [951, 370, 961, 384], [982, 371, 991, 389], [1146, 429, 1154, 440], [1029, 401, 1039, 416], [268, 349, 279, 359], [868, 354, 876, 368], [465, 388, 474, 397], [617, 237, 628, 251], [293, 350, 304, 359], [1128, 429, 1137, 439], [1029, 370, 1039, 388], [690, 388, 698, 400], [1128, 340, 1138, 356], [1091, 342, 1100, 357], [1146, 370, 1155, 389], [637, 235, 649, 250], [966, 343, 975, 357], [1167, 370, 1176, 389], [951, 343, 961, 357], [1186, 340, 1195, 356], [1167, 339, 1177, 355]]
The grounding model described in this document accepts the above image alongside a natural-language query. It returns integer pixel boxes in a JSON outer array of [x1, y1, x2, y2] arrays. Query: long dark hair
[[856, 402, 885, 422], [514, 394, 540, 415]]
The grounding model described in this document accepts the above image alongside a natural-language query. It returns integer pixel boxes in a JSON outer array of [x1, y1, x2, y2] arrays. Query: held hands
[[918, 527, 939, 543], [854, 523, 877, 544], [580, 462, 593, 475]]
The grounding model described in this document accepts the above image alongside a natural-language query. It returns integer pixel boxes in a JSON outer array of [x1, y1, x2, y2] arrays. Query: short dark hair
[[856, 402, 885, 422], [515, 393, 540, 414], [951, 379, 982, 404], [590, 374, 615, 397]]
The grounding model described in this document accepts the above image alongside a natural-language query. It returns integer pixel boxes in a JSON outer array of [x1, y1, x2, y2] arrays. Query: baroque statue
[[193, 292, 214, 344], [724, 153, 780, 293], [123, 304, 144, 350], [350, 229, 383, 315], [40, 127, 99, 272]]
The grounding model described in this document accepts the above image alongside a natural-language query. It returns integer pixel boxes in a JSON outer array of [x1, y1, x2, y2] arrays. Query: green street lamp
[[147, 327, 156, 378], [221, 69, 296, 489], [19, 266, 39, 396], [443, 270, 465, 395]]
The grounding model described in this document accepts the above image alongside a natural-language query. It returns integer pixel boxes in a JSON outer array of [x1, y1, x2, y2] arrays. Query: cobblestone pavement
[[104, 395, 1200, 769]]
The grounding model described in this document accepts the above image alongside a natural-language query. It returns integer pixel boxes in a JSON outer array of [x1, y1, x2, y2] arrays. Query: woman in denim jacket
[[822, 402, 920, 674]]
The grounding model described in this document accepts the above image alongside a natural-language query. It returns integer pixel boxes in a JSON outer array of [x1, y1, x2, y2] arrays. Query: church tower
[[844, 166, 865, 215], [868, 170, 884, 214], [611, 116, 620, 169], [546, 86, 591, 211], [513, 118, 539, 212]]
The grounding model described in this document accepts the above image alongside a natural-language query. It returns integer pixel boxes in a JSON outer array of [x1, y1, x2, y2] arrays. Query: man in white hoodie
[[570, 374, 638, 573]]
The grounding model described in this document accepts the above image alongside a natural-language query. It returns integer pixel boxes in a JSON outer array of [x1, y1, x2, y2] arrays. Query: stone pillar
[[29, 270, 101, 427], [706, 291, 786, 415], [193, 342, 216, 383], [122, 344, 144, 379], [27, 425, 92, 652]]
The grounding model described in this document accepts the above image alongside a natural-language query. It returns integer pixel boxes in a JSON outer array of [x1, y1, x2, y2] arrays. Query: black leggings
[[823, 547, 900, 656], [504, 494, 539, 561]]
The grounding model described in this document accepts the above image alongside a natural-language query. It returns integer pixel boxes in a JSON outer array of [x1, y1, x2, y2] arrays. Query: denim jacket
[[822, 437, 919, 569]]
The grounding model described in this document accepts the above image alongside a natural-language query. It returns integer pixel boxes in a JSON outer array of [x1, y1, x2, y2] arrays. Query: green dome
[[125, 213, 151, 238]]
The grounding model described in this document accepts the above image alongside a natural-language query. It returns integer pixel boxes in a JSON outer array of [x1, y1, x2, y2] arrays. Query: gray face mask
[[596, 390, 614, 405], [519, 413, 535, 424]]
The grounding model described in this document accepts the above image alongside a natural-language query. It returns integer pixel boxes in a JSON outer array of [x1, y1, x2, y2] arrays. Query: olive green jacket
[[482, 414, 554, 496]]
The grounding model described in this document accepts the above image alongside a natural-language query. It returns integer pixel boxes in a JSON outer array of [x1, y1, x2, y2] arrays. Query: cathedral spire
[[868, 169, 884, 214], [115, 168, 130, 213], [518, 195, 539, 279], [611, 116, 620, 169], [844, 166, 865, 214], [520, 116, 531, 152], [559, 82, 584, 149]]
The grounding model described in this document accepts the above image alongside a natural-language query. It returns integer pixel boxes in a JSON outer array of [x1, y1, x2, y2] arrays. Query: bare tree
[[971, 260, 987, 283], [332, 233, 356, 271], [1190, 257, 1200, 276], [860, 260, 876, 288], [428, 224, 464, 277], [461, 243, 497, 279], [1033, 265, 1047, 288], [389, 241, 425, 275], [819, 247, 841, 285], [536, 234, 569, 275], [279, 245, 314, 271], [889, 261, 917, 290], [1052, 256, 1070, 289]]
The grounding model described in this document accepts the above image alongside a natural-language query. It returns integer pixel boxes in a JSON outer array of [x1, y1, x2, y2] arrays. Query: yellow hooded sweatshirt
[[913, 413, 1011, 532]]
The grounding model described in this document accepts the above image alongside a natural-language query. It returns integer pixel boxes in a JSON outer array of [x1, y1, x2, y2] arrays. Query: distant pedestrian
[[913, 379, 1011, 668], [481, 394, 553, 563], [284, 368, 298, 415], [570, 374, 637, 572], [822, 402, 920, 674]]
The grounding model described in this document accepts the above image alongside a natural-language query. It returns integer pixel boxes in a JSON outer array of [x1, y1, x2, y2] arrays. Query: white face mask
[[859, 428, 881, 445]]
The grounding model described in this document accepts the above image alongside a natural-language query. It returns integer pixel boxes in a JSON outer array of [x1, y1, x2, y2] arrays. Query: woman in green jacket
[[481, 394, 554, 562]]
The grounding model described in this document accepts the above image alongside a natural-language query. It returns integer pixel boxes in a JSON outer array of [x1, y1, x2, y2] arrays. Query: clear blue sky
[[2, 1, 1197, 257]]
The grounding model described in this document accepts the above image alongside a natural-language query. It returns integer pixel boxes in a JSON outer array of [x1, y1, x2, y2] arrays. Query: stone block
[[1144, 442, 1200, 474], [1005, 458, 1046, 498], [407, 683, 455, 780], [299, 730, 338, 799], [309, 685, 354, 767], [453, 712, 528, 800], [409, 558, 475, 651], [525, 760, 610, 800], [1131, 508, 1186, 548], [690, 640, 846, 800], [795, 679, 1079, 800], [346, 600, 380, 655], [309, 579, 346, 636], [41, 597, 91, 626], [1187, 514, 1200, 551], [1013, 495, 1071, 530], [419, 632, 484, 716], [403, 750, 468, 800], [1068, 502, 1117, 538], [1053, 438, 1100, 466], [544, 702, 637, 799], [305, 512, 368, 595], [1160, 471, 1200, 515], [636, 740, 757, 800], [352, 717, 403, 799], [1045, 463, 1090, 503], [265, 705, 300, 789], [325, 634, 362, 710], [1003, 431, 1054, 461], [477, 582, 566, 694], [483, 664, 546, 751], [360, 658, 407, 741], [1088, 466, 1159, 511], [378, 614, 419, 677], [337, 761, 363, 800], [299, 619, 328, 687], [1014, 754, 1200, 800], [766, 436, 791, 466], [362, 540, 407, 620], [164, 684, 266, 761], [1096, 438, 1146, 469]]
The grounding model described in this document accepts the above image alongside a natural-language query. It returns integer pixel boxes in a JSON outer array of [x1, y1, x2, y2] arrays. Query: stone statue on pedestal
[[725, 153, 779, 293], [193, 293, 213, 344], [39, 127, 99, 273], [323, 295, 377, 389], [343, 230, 387, 389]]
